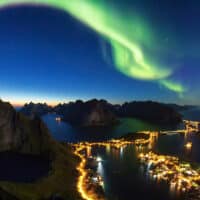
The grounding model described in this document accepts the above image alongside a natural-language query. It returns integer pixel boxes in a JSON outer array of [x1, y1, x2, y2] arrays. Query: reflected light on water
[[106, 144, 110, 154], [120, 146, 124, 158], [72, 121, 200, 200], [111, 148, 120, 159], [97, 162, 104, 177], [86, 146, 91, 157]]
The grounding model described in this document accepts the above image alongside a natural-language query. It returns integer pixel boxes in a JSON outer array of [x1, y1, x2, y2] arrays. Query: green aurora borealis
[[0, 0, 185, 94]]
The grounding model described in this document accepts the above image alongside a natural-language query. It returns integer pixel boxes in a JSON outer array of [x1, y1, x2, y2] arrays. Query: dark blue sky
[[0, 1, 200, 105]]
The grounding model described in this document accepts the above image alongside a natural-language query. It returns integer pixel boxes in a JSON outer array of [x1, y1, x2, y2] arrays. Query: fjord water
[[42, 114, 178, 142], [42, 111, 200, 200]]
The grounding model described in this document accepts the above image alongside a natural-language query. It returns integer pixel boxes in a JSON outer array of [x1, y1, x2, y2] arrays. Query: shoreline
[[72, 120, 200, 200], [0, 120, 198, 200]]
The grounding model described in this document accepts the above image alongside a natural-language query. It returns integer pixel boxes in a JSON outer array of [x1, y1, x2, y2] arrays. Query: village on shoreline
[[70, 120, 200, 200]]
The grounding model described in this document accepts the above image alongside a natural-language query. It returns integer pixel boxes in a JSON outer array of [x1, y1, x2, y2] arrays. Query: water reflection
[[85, 132, 200, 200], [111, 148, 120, 160], [43, 113, 200, 200], [106, 145, 110, 154], [97, 162, 104, 176], [86, 146, 91, 157], [120, 147, 124, 158]]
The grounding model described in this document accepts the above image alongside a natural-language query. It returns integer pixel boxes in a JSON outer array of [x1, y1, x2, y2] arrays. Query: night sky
[[0, 0, 200, 106]]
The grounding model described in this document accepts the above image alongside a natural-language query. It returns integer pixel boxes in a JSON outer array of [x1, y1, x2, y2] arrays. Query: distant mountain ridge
[[20, 99, 183, 126], [117, 101, 182, 124], [55, 99, 119, 127], [20, 102, 52, 119]]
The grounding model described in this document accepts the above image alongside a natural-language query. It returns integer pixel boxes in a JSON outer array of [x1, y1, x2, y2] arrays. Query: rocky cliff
[[0, 100, 81, 200], [0, 100, 52, 155]]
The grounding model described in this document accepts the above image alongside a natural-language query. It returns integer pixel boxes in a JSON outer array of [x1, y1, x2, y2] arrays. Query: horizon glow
[[2, 96, 63, 107], [0, 0, 185, 96]]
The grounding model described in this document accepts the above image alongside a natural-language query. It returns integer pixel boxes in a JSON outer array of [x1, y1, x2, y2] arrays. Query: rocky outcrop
[[20, 102, 52, 118], [117, 101, 182, 125], [56, 99, 119, 127], [0, 100, 53, 155]]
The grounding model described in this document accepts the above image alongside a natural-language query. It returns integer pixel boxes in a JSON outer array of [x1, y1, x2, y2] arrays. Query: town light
[[96, 157, 102, 162], [185, 142, 192, 149]]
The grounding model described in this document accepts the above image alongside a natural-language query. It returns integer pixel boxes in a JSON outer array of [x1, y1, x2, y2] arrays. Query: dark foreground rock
[[0, 100, 52, 154], [0, 100, 81, 200], [0, 188, 19, 200]]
